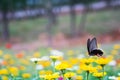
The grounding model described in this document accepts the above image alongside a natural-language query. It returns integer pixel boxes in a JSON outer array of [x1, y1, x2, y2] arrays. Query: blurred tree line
[[0, 0, 119, 42]]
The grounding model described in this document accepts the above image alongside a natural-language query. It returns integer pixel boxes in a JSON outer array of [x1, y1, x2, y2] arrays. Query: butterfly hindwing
[[87, 38, 90, 54]]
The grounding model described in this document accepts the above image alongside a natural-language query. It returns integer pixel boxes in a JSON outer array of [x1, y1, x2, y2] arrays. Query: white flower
[[108, 60, 116, 66], [77, 54, 85, 59], [54, 61, 61, 66], [72, 65, 79, 70], [30, 58, 41, 62], [40, 56, 49, 61], [36, 65, 43, 70], [67, 65, 79, 71], [50, 50, 64, 56], [108, 76, 116, 80]]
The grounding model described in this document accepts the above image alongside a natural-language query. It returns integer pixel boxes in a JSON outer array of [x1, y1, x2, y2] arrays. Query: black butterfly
[[87, 37, 103, 56]]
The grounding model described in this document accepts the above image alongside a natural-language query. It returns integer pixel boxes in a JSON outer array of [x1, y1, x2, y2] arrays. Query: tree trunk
[[46, 0, 58, 24], [2, 11, 10, 42], [70, 5, 76, 37], [78, 6, 88, 36], [45, 0, 54, 47], [105, 0, 111, 8], [46, 9, 53, 47]]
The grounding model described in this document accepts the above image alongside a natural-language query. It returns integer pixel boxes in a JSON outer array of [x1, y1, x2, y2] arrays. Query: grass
[[6, 9, 120, 42]]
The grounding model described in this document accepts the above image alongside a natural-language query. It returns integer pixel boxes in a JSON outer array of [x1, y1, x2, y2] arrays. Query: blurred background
[[0, 0, 120, 50]]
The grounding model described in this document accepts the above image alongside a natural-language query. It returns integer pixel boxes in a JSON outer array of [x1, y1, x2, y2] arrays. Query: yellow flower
[[76, 76, 83, 80], [113, 44, 120, 50], [19, 66, 26, 71], [8, 67, 19, 77], [96, 66, 102, 70], [117, 77, 120, 80], [55, 62, 72, 70], [44, 74, 53, 80], [80, 64, 97, 73], [96, 57, 110, 66], [1, 76, 8, 80], [69, 58, 79, 65], [3, 54, 11, 60], [33, 52, 41, 58], [0, 50, 3, 56], [0, 69, 9, 75], [52, 73, 60, 79], [39, 70, 45, 75], [111, 50, 118, 55], [39, 70, 53, 75], [45, 70, 53, 75], [39, 75, 45, 79], [107, 55, 113, 60], [8, 59, 15, 65], [80, 58, 95, 65], [77, 69, 83, 74], [39, 61, 51, 67], [80, 64, 88, 71], [20, 59, 30, 65], [43, 73, 60, 79], [64, 72, 75, 78], [93, 72, 107, 78], [22, 73, 31, 78], [67, 50, 74, 56], [89, 67, 98, 73]]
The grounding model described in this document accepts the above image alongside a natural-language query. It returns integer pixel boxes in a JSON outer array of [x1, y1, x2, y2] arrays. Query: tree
[[0, 0, 10, 41], [0, 0, 27, 42], [69, 0, 78, 37], [43, 0, 64, 46], [101, 0, 112, 8], [77, 0, 98, 35]]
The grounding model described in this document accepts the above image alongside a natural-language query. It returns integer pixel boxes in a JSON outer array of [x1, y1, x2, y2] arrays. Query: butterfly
[[87, 37, 103, 57]]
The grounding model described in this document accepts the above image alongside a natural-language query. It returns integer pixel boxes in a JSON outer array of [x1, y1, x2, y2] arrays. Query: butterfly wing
[[90, 38, 103, 56], [87, 38, 90, 54], [89, 37, 98, 52]]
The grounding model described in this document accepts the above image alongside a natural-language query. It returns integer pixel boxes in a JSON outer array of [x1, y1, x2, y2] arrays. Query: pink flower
[[58, 76, 63, 80]]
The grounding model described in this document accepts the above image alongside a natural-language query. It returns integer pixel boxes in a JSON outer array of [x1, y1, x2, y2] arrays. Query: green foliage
[[0, 0, 27, 11], [43, 0, 99, 7], [79, 0, 98, 5]]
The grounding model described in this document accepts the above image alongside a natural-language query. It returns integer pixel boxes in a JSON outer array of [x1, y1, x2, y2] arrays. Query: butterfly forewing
[[89, 38, 98, 53]]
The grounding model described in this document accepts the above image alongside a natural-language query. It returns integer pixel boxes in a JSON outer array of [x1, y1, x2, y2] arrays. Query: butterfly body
[[87, 38, 103, 56], [90, 48, 103, 56]]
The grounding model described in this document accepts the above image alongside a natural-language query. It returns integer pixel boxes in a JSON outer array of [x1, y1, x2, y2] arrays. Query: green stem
[[103, 67, 104, 76], [68, 77, 72, 80], [102, 65, 105, 80], [34, 63, 38, 79], [53, 61, 56, 72], [99, 77, 102, 80], [12, 77, 15, 80], [61, 69, 65, 80], [9, 74, 13, 80], [86, 71, 89, 80]]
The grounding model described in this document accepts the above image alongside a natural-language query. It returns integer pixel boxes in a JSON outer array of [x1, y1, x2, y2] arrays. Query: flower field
[[0, 44, 120, 80]]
